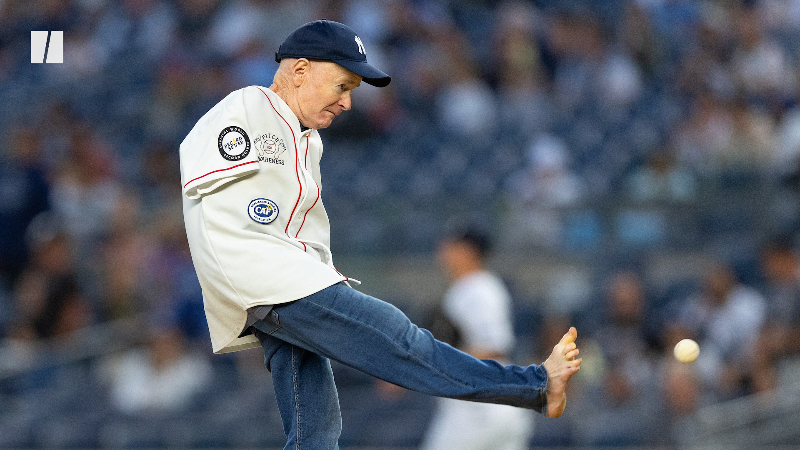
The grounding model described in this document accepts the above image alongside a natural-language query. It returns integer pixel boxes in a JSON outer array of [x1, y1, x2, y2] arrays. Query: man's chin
[[314, 118, 334, 130]]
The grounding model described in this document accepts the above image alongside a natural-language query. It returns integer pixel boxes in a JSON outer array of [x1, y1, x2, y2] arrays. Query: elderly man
[[180, 20, 581, 449]]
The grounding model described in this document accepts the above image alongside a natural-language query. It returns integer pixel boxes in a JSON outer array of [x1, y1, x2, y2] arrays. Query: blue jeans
[[251, 283, 548, 450]]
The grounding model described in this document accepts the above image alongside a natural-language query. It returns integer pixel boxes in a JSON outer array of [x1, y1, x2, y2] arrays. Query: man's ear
[[292, 58, 310, 87]]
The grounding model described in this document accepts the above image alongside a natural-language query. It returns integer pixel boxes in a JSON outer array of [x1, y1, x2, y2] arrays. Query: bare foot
[[542, 326, 582, 418]]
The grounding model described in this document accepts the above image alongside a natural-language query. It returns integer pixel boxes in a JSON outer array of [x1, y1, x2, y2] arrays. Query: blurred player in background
[[422, 227, 533, 450]]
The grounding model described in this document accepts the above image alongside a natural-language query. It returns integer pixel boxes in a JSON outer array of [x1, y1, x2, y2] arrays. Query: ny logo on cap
[[354, 36, 365, 55]]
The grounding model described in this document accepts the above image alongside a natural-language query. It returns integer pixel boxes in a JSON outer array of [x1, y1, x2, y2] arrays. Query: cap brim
[[336, 60, 391, 87]]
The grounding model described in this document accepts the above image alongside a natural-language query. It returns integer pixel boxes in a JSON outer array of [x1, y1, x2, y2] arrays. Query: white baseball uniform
[[421, 270, 533, 450], [180, 85, 353, 354]]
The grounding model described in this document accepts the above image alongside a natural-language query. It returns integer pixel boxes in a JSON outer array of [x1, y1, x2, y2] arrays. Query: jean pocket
[[268, 309, 281, 328], [253, 309, 282, 336]]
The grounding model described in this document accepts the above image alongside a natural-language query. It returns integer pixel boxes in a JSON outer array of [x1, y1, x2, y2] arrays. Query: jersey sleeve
[[180, 87, 262, 199]]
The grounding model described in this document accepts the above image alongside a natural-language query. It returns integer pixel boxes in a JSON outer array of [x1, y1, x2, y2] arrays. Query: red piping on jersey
[[183, 160, 259, 189], [334, 269, 350, 281], [258, 87, 304, 242], [296, 186, 320, 238], [295, 136, 319, 238], [255, 89, 349, 280]]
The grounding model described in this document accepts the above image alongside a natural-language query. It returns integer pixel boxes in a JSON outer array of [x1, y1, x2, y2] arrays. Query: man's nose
[[340, 91, 352, 111]]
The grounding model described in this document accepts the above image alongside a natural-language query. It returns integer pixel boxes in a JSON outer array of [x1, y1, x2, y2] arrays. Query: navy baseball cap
[[276, 20, 391, 87]]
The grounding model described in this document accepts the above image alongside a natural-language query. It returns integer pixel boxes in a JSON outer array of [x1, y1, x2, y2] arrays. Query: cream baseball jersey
[[180, 86, 353, 354]]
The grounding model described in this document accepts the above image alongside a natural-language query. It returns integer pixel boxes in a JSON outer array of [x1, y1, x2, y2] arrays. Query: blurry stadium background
[[2, 0, 800, 448]]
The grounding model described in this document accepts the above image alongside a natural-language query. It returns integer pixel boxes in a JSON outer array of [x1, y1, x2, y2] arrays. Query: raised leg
[[252, 283, 549, 412]]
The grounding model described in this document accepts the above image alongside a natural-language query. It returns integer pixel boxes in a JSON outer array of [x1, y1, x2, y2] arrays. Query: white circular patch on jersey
[[248, 198, 279, 224], [218, 126, 251, 161]]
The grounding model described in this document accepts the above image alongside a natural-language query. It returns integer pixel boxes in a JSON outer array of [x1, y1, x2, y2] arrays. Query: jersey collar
[[259, 86, 307, 136]]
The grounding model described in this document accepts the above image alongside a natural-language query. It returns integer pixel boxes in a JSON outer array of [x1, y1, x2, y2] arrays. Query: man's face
[[296, 60, 362, 129]]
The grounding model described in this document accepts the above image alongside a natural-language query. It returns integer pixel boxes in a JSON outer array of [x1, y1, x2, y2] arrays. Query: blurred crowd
[[1, 0, 800, 447]]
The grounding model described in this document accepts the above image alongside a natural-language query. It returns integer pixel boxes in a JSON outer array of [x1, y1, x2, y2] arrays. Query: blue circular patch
[[248, 198, 279, 224]]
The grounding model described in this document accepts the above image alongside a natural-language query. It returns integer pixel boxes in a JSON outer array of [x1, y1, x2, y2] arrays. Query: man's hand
[[542, 326, 582, 418]]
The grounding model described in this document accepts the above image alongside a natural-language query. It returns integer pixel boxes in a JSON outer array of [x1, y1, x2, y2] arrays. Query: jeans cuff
[[537, 362, 549, 416]]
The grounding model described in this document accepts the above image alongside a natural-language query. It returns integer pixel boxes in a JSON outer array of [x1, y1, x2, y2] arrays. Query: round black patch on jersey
[[218, 126, 251, 161]]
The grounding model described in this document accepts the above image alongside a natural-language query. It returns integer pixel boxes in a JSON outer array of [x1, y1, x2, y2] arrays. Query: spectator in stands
[[653, 360, 702, 445], [751, 239, 800, 391], [173, 0, 220, 47], [619, 2, 666, 84], [49, 122, 122, 257], [724, 97, 776, 172], [730, 4, 797, 103], [138, 140, 182, 213], [145, 206, 207, 343], [503, 134, 583, 248], [491, 2, 552, 136], [549, 11, 642, 112], [576, 271, 660, 446], [96, 190, 153, 322], [591, 271, 655, 386], [576, 363, 659, 447], [435, 27, 499, 139], [664, 262, 766, 400], [625, 147, 696, 203], [0, 126, 50, 287], [640, 0, 702, 58], [7, 213, 93, 341], [102, 323, 212, 414], [145, 55, 206, 143], [673, 91, 734, 174], [774, 105, 800, 180]]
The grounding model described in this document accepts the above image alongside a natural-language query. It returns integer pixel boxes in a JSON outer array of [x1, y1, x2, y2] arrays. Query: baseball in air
[[674, 339, 700, 363]]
